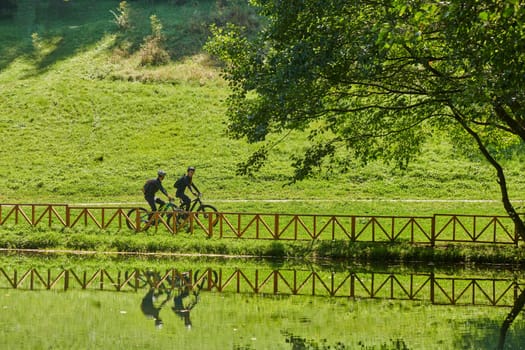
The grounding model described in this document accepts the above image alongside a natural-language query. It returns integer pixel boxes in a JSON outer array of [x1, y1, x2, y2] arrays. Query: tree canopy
[[206, 0, 525, 238]]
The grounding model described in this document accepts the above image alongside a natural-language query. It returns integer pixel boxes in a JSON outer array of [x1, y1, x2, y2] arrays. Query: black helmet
[[158, 170, 166, 177], [187, 166, 195, 172]]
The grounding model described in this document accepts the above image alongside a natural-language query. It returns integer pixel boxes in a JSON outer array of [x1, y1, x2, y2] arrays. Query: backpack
[[174, 176, 184, 190], [143, 179, 156, 196]]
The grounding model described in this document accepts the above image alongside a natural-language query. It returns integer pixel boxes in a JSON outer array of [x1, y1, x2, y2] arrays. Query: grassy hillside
[[1, 0, 525, 217]]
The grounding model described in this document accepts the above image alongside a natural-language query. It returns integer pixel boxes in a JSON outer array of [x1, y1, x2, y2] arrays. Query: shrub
[[110, 1, 130, 31], [64, 234, 101, 251], [139, 15, 170, 66], [19, 233, 61, 250]]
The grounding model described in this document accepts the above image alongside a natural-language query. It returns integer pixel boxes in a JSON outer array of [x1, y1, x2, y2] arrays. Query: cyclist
[[174, 166, 200, 212], [143, 170, 173, 213]]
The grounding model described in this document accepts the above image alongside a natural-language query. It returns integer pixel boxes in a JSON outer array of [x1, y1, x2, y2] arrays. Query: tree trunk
[[451, 108, 525, 242]]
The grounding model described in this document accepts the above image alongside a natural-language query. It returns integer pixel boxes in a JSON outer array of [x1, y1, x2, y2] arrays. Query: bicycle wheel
[[126, 207, 150, 231], [195, 204, 219, 227], [194, 269, 218, 290]]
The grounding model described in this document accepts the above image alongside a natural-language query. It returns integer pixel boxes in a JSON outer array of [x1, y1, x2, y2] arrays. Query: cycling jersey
[[174, 175, 200, 197], [143, 178, 168, 198]]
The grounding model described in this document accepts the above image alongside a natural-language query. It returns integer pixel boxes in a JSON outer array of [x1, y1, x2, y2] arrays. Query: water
[[0, 255, 524, 349]]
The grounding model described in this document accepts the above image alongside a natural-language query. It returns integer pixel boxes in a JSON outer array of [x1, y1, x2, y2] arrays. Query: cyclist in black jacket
[[174, 166, 200, 212], [142, 170, 173, 212]]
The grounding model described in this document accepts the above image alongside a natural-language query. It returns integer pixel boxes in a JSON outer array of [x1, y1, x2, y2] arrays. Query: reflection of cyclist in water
[[140, 288, 171, 329], [139, 269, 211, 330], [172, 286, 199, 329]]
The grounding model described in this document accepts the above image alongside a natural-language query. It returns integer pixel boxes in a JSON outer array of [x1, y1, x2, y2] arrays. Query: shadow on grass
[[0, 0, 257, 74], [0, 0, 114, 72]]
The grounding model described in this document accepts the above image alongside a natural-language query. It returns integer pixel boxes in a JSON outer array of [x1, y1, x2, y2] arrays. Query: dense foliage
[[206, 0, 525, 237]]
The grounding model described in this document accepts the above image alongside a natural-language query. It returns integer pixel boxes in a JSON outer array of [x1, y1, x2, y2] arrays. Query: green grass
[[1, 0, 524, 209], [1, 1, 525, 263], [2, 4, 524, 349], [1, 225, 525, 265]]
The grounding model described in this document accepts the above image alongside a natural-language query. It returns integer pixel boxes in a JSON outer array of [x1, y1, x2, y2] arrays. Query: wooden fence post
[[431, 215, 436, 247], [66, 205, 70, 228]]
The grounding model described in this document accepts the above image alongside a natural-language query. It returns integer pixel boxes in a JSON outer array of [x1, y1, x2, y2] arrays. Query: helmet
[[157, 170, 166, 177], [187, 166, 195, 172]]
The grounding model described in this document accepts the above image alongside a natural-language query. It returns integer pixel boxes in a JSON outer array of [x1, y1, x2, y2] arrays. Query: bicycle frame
[[157, 200, 180, 215], [126, 199, 183, 232], [188, 196, 204, 212], [173, 194, 219, 230], [127, 194, 217, 233], [175, 195, 204, 213]]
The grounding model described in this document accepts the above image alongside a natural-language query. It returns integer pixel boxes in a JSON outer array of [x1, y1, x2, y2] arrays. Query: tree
[[206, 0, 525, 240]]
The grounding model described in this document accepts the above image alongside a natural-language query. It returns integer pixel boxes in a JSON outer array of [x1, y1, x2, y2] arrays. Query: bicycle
[[126, 198, 181, 232], [126, 194, 219, 232], [178, 193, 219, 229]]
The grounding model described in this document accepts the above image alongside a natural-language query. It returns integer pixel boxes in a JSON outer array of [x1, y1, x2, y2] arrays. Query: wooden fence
[[0, 266, 523, 307], [0, 203, 520, 245]]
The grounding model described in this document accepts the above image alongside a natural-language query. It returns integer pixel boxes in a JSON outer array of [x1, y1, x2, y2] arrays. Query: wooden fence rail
[[0, 203, 521, 245], [0, 267, 523, 307]]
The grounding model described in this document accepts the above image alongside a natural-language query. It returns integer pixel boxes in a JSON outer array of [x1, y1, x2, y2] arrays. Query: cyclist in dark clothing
[[143, 170, 173, 212], [174, 166, 200, 212]]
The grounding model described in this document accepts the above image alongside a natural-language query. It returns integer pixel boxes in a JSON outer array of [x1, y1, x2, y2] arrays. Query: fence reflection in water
[[0, 266, 523, 307], [1, 264, 524, 349]]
